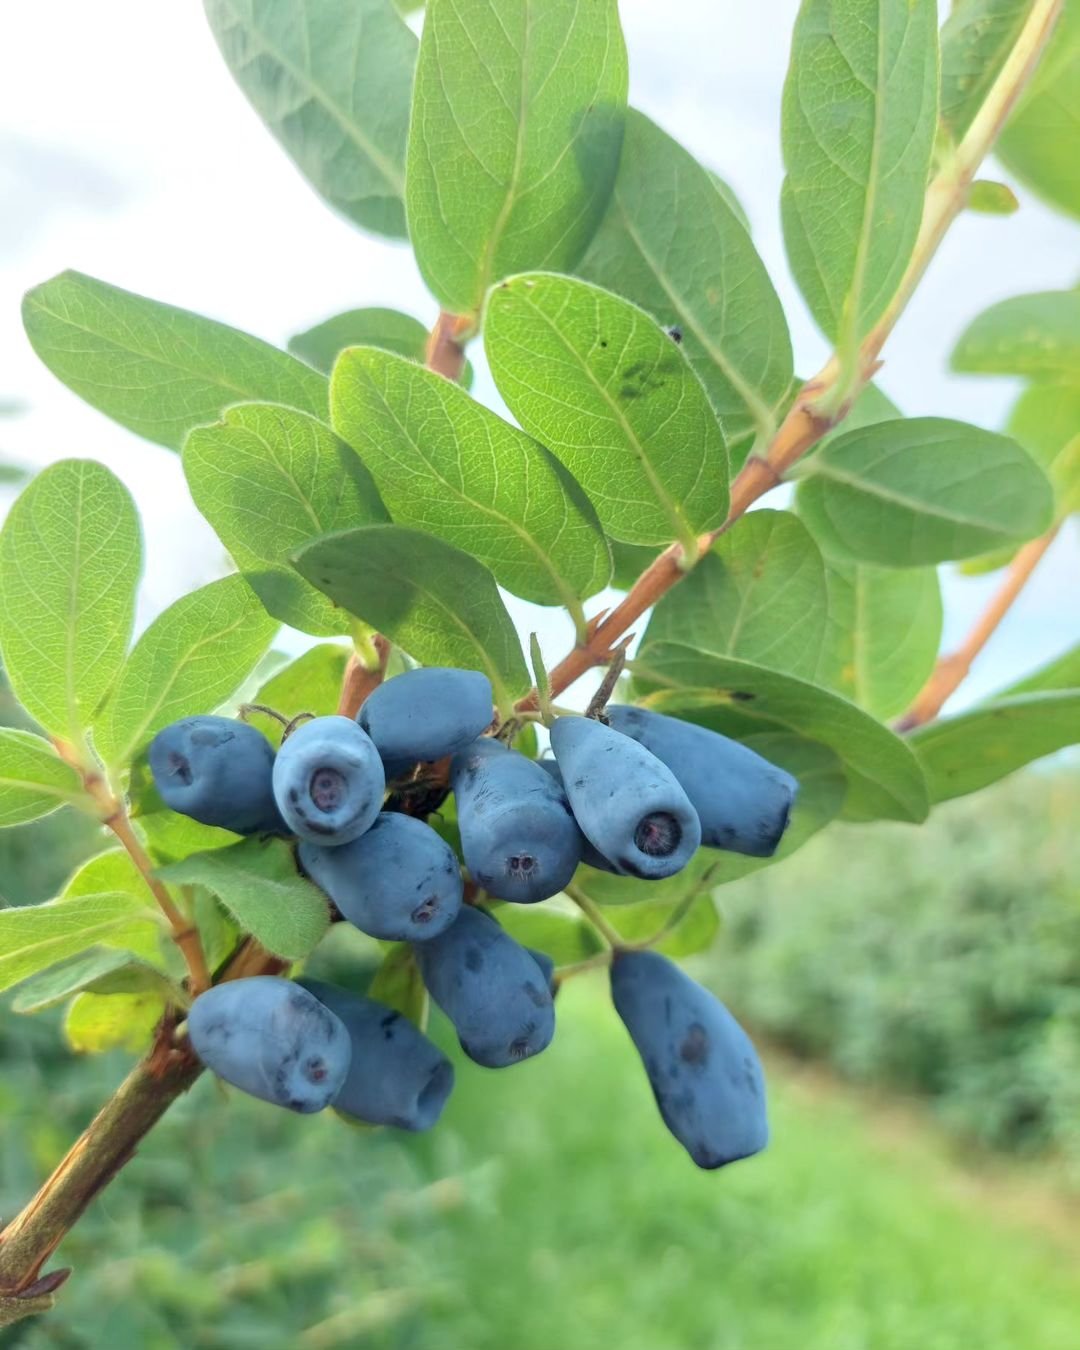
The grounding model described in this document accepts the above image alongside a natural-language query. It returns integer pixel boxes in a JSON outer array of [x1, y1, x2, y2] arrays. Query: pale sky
[[2, 0, 1077, 711]]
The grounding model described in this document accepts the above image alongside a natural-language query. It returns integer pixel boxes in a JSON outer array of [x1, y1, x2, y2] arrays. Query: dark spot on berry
[[680, 1023, 709, 1066], [412, 896, 439, 925], [310, 767, 347, 813], [305, 1056, 329, 1083], [634, 811, 681, 858], [507, 853, 536, 876], [464, 946, 484, 972], [168, 751, 193, 786]]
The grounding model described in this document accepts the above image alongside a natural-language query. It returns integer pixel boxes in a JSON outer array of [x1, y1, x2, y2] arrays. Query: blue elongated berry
[[606, 706, 797, 858], [149, 716, 282, 834], [450, 739, 581, 903], [537, 757, 618, 873], [549, 716, 701, 880], [300, 979, 454, 1131], [272, 715, 384, 845], [610, 950, 768, 1169], [415, 906, 555, 1068], [187, 976, 351, 1113], [359, 667, 494, 768], [299, 811, 462, 941]]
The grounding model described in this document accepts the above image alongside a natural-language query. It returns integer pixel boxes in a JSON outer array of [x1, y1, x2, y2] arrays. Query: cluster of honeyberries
[[150, 666, 797, 1168]]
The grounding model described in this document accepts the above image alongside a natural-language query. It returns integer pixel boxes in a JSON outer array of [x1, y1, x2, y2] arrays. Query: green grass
[[5, 978, 1080, 1350]]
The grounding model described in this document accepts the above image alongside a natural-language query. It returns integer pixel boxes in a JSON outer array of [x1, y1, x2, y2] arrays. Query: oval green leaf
[[183, 403, 388, 635], [96, 574, 279, 768], [911, 691, 1080, 802], [331, 346, 610, 607], [0, 729, 90, 828], [796, 417, 1054, 566], [406, 0, 628, 314], [204, 0, 417, 238], [485, 272, 729, 546], [642, 510, 829, 681], [23, 271, 327, 451], [579, 109, 793, 451], [952, 290, 1080, 382], [159, 837, 331, 961], [293, 524, 529, 711], [998, 1, 1080, 220], [815, 556, 943, 721], [781, 0, 938, 350], [0, 459, 141, 744]]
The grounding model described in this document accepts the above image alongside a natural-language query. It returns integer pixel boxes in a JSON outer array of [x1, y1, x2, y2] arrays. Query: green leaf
[[96, 575, 278, 768], [293, 525, 529, 711], [488, 901, 603, 965], [940, 0, 1034, 143], [61, 849, 146, 901], [23, 271, 327, 451], [965, 179, 1021, 214], [204, 0, 417, 238], [578, 109, 793, 450], [610, 539, 657, 591], [815, 556, 942, 721], [289, 307, 475, 389], [0, 893, 164, 995], [159, 837, 330, 961], [406, 0, 628, 314], [997, 0, 1080, 220], [245, 643, 350, 748], [642, 511, 828, 682], [331, 346, 610, 606], [138, 813, 241, 867], [0, 729, 90, 827], [183, 403, 387, 635], [65, 989, 165, 1054], [952, 290, 1080, 382], [1007, 382, 1080, 514], [0, 459, 141, 744], [910, 692, 1080, 802], [575, 849, 718, 910], [780, 0, 939, 349], [485, 273, 729, 547], [368, 942, 427, 1027], [10, 946, 183, 1014], [604, 892, 720, 960], [633, 644, 929, 824], [1000, 641, 1080, 695], [796, 417, 1054, 566]]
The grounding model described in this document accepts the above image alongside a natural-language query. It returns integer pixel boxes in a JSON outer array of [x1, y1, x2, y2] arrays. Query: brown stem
[[516, 0, 1063, 713], [0, 1018, 203, 1303], [898, 526, 1061, 730], [104, 805, 211, 995], [425, 311, 471, 382], [51, 746, 212, 997], [337, 634, 391, 718]]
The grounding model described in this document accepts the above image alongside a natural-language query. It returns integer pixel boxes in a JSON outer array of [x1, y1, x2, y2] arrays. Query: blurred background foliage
[[3, 656, 1080, 1346]]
